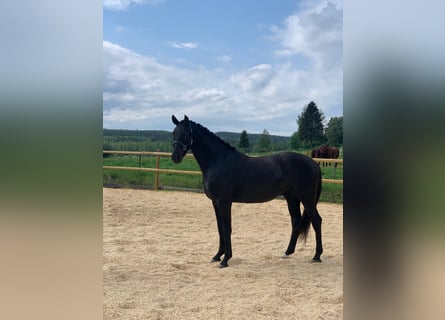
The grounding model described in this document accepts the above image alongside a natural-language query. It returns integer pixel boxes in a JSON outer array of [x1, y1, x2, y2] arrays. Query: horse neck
[[190, 123, 235, 174]]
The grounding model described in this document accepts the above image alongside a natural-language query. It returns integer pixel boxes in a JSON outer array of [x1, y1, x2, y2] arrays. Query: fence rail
[[102, 165, 202, 176], [103, 150, 343, 189]]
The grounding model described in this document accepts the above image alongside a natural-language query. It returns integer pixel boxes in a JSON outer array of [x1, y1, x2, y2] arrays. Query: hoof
[[218, 263, 228, 269], [210, 258, 221, 263], [311, 258, 322, 263], [281, 254, 291, 259]]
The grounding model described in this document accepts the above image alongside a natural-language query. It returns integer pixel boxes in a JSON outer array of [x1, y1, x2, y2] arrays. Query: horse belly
[[232, 191, 280, 203], [232, 176, 286, 203]]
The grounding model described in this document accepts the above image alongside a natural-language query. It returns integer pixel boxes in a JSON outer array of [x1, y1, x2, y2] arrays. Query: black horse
[[171, 115, 323, 268]]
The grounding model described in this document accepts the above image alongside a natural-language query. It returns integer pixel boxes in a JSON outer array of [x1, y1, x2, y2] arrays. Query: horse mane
[[190, 120, 237, 151]]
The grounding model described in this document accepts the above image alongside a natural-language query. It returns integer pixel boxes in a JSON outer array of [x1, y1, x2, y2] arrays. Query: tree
[[238, 130, 250, 152], [326, 116, 343, 146], [297, 101, 325, 148], [258, 129, 271, 152], [290, 131, 301, 150]]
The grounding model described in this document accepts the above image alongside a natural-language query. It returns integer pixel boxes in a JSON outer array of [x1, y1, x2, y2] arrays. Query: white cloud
[[103, 39, 342, 135], [103, 0, 164, 11], [103, 40, 221, 129], [271, 1, 342, 71], [103, 0, 343, 135], [103, 108, 149, 122], [182, 88, 227, 103], [230, 64, 275, 93], [169, 42, 199, 49]]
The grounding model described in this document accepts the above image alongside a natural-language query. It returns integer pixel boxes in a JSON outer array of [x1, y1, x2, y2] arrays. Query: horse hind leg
[[284, 195, 303, 256], [305, 204, 323, 262]]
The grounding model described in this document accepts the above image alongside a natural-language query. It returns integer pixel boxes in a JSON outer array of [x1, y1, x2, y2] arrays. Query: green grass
[[103, 154, 203, 189], [318, 164, 343, 203], [103, 154, 343, 203], [320, 163, 343, 180]]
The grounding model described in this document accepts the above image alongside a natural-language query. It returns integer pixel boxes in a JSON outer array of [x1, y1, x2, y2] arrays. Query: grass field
[[103, 153, 343, 203]]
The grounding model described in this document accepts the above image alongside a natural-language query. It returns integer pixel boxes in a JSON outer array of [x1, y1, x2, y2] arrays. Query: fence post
[[333, 163, 337, 179], [154, 149, 160, 190]]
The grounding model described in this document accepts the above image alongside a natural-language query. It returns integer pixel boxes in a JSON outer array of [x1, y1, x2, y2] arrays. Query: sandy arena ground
[[103, 187, 343, 319]]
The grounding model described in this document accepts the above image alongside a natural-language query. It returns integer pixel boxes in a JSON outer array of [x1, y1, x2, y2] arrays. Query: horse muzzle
[[171, 151, 185, 163]]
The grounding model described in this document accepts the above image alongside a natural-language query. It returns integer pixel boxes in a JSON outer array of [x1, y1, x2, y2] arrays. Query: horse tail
[[298, 211, 311, 242], [298, 175, 321, 242]]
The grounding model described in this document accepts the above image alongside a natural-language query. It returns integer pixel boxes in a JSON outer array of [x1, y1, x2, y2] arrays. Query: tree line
[[103, 129, 292, 153], [104, 101, 342, 154], [239, 101, 342, 152]]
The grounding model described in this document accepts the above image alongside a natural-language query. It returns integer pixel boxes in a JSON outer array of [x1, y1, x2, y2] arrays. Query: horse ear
[[184, 115, 189, 122], [172, 115, 179, 125]]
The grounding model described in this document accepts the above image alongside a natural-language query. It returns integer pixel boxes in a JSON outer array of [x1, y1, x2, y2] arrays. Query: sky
[[103, 0, 343, 136]]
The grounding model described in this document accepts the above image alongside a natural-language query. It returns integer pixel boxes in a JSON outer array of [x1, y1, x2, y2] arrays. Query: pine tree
[[258, 129, 271, 152], [326, 116, 343, 146], [238, 130, 250, 152], [290, 132, 301, 150], [297, 101, 325, 148]]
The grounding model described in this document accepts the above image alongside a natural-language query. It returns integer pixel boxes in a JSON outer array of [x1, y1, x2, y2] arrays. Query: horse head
[[171, 115, 193, 163]]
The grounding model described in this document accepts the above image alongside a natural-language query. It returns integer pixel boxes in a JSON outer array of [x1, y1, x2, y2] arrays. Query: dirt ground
[[103, 187, 343, 320]]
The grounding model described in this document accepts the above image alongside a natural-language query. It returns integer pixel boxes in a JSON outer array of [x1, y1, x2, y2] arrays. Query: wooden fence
[[103, 150, 343, 190]]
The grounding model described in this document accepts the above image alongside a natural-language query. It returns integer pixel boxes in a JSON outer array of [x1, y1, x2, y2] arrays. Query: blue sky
[[103, 0, 343, 135]]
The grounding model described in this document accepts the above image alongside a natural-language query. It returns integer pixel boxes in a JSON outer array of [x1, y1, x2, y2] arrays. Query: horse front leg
[[215, 200, 232, 268], [210, 200, 225, 263]]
